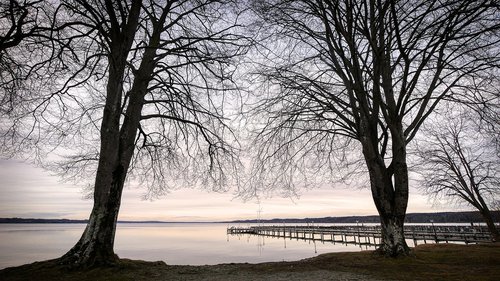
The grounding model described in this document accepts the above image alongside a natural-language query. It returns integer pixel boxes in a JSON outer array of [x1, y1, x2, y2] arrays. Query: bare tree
[[0, 0, 66, 115], [1, 0, 249, 267], [415, 109, 500, 241], [0, 0, 51, 50], [246, 0, 500, 256]]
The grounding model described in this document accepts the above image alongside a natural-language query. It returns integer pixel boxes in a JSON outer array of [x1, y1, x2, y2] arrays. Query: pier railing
[[227, 224, 493, 246]]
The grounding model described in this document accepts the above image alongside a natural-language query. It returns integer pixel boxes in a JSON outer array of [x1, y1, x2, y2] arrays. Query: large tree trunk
[[59, 166, 125, 267], [377, 207, 409, 256], [59, 86, 129, 267], [59, 102, 140, 267], [57, 2, 143, 267], [59, 89, 145, 267], [365, 157, 411, 257], [59, 8, 156, 266], [361, 116, 411, 256]]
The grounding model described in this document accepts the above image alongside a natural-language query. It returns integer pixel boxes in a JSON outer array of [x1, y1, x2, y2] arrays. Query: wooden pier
[[227, 224, 493, 246]]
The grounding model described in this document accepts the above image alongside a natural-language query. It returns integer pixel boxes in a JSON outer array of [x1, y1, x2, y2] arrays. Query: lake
[[0, 222, 382, 269]]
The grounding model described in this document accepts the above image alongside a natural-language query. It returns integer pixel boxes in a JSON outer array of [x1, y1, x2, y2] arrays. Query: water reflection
[[1, 223, 370, 269], [0, 224, 84, 269]]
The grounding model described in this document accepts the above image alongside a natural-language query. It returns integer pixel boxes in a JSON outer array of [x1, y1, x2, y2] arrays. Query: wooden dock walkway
[[227, 224, 493, 246]]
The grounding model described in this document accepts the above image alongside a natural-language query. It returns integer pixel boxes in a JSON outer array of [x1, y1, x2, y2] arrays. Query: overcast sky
[[0, 159, 468, 222]]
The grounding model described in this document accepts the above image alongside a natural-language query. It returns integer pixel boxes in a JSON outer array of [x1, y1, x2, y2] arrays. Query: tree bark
[[360, 116, 411, 256], [59, 62, 130, 266], [59, 91, 141, 267], [59, 166, 125, 267], [365, 156, 411, 257], [378, 214, 408, 255]]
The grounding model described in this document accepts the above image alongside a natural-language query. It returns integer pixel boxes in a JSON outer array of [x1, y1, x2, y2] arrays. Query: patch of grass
[[290, 243, 500, 281], [1, 243, 499, 281]]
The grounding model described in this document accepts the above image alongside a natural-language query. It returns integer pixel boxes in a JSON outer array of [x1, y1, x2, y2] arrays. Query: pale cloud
[[0, 159, 465, 222]]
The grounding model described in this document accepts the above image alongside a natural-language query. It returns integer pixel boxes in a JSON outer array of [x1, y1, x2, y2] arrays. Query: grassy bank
[[1, 243, 498, 281]]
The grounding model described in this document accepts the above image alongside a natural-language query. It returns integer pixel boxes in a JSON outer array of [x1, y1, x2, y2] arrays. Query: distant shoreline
[[0, 218, 209, 224], [1, 210, 498, 224]]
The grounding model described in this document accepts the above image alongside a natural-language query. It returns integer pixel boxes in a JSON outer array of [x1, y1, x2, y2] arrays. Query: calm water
[[0, 223, 379, 269]]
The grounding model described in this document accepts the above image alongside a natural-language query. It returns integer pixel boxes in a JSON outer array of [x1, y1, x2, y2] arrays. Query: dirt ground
[[1, 243, 499, 281]]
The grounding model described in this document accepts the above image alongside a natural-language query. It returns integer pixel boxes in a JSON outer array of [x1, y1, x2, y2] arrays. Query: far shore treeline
[[2, 211, 498, 224]]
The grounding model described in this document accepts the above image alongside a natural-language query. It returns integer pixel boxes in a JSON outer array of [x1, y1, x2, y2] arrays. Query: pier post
[[431, 220, 438, 242]]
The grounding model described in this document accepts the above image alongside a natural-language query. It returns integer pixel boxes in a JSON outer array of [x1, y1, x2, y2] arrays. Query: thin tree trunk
[[480, 208, 500, 242], [471, 186, 500, 242]]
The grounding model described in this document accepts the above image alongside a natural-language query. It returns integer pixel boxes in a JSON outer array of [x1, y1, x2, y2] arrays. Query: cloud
[[0, 159, 463, 222]]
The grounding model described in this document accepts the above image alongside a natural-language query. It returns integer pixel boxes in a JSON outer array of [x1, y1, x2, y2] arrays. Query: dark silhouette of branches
[[416, 109, 499, 240], [247, 0, 500, 256], [1, 0, 251, 267]]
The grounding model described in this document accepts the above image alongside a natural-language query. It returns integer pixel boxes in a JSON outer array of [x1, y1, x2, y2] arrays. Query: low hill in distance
[[0, 218, 87, 224], [1, 211, 498, 224], [0, 218, 165, 224], [228, 211, 500, 224]]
